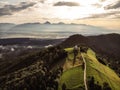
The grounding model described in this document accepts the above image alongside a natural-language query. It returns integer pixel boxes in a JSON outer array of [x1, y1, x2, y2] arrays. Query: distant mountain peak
[[44, 21, 51, 24], [57, 22, 65, 24]]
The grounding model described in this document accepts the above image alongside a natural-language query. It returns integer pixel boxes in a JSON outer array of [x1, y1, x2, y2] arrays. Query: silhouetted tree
[[103, 82, 111, 90], [62, 83, 66, 90]]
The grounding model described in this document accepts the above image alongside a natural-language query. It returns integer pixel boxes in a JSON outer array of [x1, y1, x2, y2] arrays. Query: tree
[[62, 83, 66, 90]]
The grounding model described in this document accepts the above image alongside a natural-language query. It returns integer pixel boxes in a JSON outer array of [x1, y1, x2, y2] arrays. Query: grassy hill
[[59, 47, 120, 90], [60, 34, 120, 76]]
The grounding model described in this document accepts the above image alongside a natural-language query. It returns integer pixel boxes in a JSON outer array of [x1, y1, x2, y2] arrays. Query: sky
[[0, 0, 120, 30]]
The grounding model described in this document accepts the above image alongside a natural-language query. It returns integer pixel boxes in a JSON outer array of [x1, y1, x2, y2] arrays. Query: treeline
[[96, 54, 120, 77], [87, 76, 111, 90], [38, 46, 67, 67]]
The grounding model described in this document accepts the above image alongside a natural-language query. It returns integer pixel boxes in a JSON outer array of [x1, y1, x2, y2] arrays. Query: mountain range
[[0, 22, 94, 32]]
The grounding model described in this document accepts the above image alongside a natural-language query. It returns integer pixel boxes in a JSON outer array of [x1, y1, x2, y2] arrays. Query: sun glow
[[37, 0, 107, 20], [0, 0, 120, 29]]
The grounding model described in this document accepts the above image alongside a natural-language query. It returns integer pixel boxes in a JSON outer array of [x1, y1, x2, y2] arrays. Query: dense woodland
[[0, 46, 67, 90]]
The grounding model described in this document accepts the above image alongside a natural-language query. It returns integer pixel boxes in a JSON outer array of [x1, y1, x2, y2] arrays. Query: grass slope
[[59, 47, 120, 90], [85, 49, 120, 90], [59, 66, 84, 90]]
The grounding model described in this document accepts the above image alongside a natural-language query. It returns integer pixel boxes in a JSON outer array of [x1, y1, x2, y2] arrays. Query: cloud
[[99, 0, 106, 2], [40, 0, 46, 3], [53, 1, 80, 6], [0, 1, 9, 7], [92, 3, 102, 8], [83, 11, 120, 19], [37, 0, 46, 3], [0, 2, 36, 16], [104, 1, 120, 9]]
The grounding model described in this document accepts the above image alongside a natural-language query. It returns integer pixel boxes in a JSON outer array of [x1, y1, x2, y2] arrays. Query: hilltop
[[60, 33, 120, 76], [60, 34, 120, 58]]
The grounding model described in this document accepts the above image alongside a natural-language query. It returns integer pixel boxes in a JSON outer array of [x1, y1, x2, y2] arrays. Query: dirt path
[[81, 53, 88, 90]]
